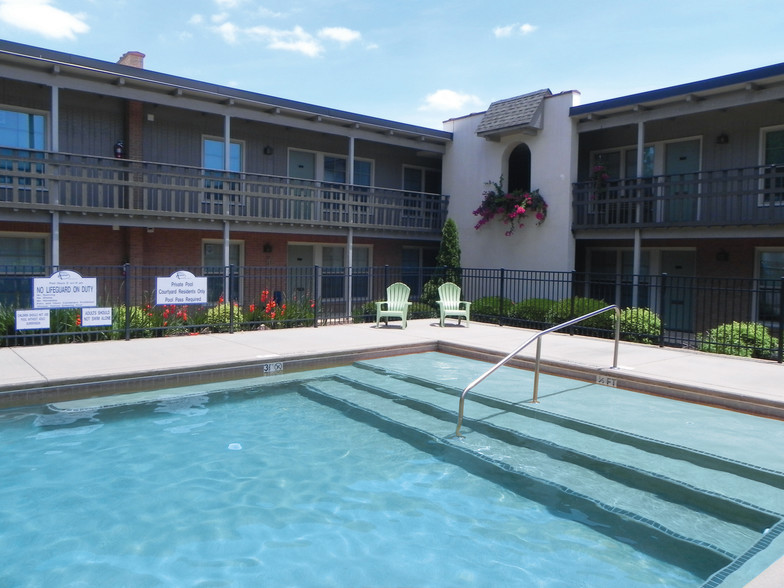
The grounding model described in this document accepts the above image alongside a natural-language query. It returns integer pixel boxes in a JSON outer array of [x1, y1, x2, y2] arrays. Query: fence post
[[569, 271, 577, 336], [123, 263, 132, 341], [228, 264, 235, 334], [498, 268, 506, 325], [778, 276, 784, 363], [313, 265, 321, 328], [659, 273, 668, 348]]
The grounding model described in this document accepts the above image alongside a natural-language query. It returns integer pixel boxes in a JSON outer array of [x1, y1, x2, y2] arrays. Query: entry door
[[287, 245, 314, 299], [288, 151, 316, 219], [664, 140, 700, 222], [660, 250, 696, 332]]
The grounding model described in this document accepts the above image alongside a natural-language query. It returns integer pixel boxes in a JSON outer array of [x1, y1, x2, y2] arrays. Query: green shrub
[[546, 297, 615, 329], [0, 303, 15, 337], [699, 322, 779, 359], [410, 301, 437, 319], [113, 305, 155, 337], [619, 307, 661, 344], [352, 301, 377, 323], [471, 296, 514, 317], [205, 303, 245, 332], [510, 298, 556, 323]]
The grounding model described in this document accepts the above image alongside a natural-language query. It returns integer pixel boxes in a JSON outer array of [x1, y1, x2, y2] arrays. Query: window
[[403, 166, 441, 194], [587, 249, 651, 308], [202, 137, 243, 214], [757, 250, 784, 322], [0, 108, 46, 203], [762, 127, 784, 205], [286, 243, 371, 300], [402, 246, 438, 298], [0, 234, 47, 305], [203, 241, 243, 303], [203, 138, 242, 172]]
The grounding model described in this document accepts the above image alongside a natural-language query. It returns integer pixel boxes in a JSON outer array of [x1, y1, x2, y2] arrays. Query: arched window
[[508, 144, 531, 193]]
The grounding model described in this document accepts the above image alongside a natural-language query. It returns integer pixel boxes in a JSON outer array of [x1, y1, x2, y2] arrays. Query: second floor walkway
[[0, 150, 449, 235], [573, 164, 784, 230]]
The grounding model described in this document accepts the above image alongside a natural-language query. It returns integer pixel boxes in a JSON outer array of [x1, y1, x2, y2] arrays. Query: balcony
[[0, 150, 449, 234], [572, 165, 784, 230]]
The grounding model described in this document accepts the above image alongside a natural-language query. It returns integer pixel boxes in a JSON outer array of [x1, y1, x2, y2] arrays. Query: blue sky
[[0, 0, 782, 129]]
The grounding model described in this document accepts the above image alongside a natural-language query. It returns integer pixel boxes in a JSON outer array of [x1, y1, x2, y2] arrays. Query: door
[[664, 140, 700, 222], [287, 245, 314, 299], [288, 151, 316, 219], [660, 250, 696, 332]]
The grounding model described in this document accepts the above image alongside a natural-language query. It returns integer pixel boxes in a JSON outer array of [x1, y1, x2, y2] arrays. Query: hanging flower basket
[[472, 177, 548, 236]]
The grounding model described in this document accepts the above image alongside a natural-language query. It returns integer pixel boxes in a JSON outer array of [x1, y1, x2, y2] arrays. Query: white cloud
[[245, 24, 323, 57], [318, 26, 361, 45], [188, 14, 204, 25], [493, 24, 515, 38], [493, 22, 537, 38], [214, 0, 244, 8], [0, 0, 89, 40], [519, 23, 537, 35], [215, 21, 239, 44], [419, 89, 482, 113]]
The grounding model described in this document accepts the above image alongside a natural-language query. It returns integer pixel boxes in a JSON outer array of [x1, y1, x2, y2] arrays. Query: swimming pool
[[1, 352, 782, 587]]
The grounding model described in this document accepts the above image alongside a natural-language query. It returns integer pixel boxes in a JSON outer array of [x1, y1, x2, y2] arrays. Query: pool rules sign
[[33, 270, 97, 309]]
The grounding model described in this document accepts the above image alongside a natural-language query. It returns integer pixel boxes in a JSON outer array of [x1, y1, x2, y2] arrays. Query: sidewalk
[[2, 318, 783, 416]]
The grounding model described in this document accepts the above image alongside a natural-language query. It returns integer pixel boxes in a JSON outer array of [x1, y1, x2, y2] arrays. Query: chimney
[[117, 51, 145, 69]]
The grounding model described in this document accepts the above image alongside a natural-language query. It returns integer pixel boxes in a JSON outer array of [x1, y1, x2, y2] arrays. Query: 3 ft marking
[[596, 375, 617, 387], [263, 362, 284, 374]]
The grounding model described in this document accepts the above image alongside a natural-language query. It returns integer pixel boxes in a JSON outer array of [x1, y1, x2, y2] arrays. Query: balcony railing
[[572, 164, 784, 230], [0, 149, 449, 233]]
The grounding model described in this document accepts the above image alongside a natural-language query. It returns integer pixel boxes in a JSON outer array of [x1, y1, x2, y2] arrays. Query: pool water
[[0, 356, 768, 587]]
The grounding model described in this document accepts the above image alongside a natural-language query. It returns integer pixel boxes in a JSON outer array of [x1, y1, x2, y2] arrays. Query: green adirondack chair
[[437, 282, 471, 327], [375, 282, 412, 329]]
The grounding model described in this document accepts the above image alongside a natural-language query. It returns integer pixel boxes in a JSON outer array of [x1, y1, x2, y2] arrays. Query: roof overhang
[[0, 39, 452, 153], [570, 62, 784, 132]]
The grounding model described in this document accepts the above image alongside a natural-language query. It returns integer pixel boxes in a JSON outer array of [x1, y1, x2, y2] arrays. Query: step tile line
[[298, 375, 744, 573]]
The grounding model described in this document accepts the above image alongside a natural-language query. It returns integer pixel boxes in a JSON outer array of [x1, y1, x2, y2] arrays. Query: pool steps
[[297, 360, 784, 584]]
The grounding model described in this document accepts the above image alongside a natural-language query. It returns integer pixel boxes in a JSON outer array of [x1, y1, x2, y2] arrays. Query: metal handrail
[[454, 305, 620, 437]]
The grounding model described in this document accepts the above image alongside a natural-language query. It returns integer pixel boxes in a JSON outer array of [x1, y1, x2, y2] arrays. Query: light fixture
[[263, 146, 274, 155]]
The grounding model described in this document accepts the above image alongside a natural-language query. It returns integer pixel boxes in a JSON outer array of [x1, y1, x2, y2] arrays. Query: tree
[[422, 218, 462, 306]]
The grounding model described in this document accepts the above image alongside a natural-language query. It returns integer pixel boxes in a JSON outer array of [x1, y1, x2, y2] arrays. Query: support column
[[50, 85, 60, 267], [346, 136, 356, 318], [632, 121, 645, 307], [346, 228, 353, 318], [223, 115, 231, 170], [223, 221, 231, 301]]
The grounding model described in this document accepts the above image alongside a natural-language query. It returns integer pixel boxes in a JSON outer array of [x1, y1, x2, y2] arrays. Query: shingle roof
[[476, 89, 552, 137]]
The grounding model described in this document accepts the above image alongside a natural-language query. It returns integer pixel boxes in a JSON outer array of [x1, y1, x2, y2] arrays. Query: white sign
[[33, 270, 98, 309], [156, 270, 208, 305], [15, 309, 50, 330], [81, 307, 113, 327]]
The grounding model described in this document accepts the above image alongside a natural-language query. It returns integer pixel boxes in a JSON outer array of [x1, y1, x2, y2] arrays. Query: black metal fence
[[2, 264, 783, 362]]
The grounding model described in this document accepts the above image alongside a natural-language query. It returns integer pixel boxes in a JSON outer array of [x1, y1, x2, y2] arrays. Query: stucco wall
[[442, 91, 579, 272]]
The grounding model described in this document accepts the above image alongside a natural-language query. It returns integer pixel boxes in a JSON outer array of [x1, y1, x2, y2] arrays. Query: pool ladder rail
[[454, 305, 621, 437]]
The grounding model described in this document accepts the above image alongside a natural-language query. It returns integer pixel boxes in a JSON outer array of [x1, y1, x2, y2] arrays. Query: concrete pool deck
[[2, 318, 783, 417], [1, 319, 783, 586]]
